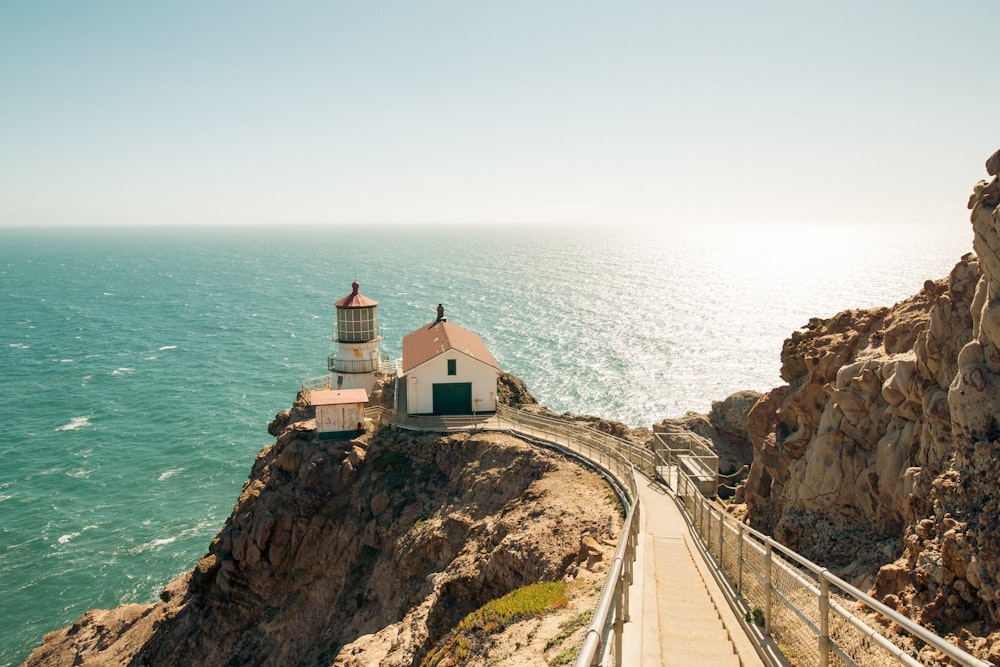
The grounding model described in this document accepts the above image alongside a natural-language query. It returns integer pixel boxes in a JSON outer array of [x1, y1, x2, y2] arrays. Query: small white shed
[[309, 387, 369, 440]]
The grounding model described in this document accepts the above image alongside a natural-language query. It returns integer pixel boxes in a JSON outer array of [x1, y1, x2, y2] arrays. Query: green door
[[432, 382, 472, 415]]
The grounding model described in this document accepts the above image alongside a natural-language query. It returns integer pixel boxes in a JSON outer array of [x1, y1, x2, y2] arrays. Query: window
[[447, 359, 457, 375]]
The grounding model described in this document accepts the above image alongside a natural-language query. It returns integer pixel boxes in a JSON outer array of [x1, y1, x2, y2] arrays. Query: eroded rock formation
[[735, 149, 1000, 657], [24, 406, 621, 666]]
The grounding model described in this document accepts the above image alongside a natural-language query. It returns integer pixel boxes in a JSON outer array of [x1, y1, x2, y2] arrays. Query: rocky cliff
[[734, 149, 1000, 655], [24, 394, 622, 666]]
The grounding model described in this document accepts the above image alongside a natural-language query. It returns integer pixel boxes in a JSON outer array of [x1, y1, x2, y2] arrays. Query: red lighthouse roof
[[334, 281, 378, 308]]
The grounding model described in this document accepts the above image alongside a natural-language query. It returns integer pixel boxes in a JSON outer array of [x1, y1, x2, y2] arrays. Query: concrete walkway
[[623, 476, 766, 667]]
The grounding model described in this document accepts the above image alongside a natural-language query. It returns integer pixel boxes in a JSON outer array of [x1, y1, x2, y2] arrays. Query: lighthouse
[[328, 281, 381, 393]]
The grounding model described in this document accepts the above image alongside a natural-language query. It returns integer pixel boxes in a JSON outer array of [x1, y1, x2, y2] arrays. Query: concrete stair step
[[663, 645, 741, 667], [662, 620, 730, 642], [661, 608, 724, 626]]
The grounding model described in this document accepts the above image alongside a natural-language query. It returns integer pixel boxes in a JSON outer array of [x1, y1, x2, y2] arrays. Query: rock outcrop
[[735, 149, 1000, 657], [737, 265, 979, 578], [24, 407, 621, 666]]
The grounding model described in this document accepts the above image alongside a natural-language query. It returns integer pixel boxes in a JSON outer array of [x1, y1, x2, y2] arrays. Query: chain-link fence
[[672, 465, 991, 667]]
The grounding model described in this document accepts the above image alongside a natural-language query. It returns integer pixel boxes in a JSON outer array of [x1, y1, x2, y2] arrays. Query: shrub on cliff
[[421, 581, 568, 666]]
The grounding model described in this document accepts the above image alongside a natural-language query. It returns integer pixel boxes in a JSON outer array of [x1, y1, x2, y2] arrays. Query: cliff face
[[738, 149, 1000, 648], [24, 399, 621, 666], [738, 261, 979, 575]]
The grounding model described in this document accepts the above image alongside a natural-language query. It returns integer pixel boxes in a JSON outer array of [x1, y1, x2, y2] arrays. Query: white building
[[309, 387, 369, 440], [400, 307, 499, 416], [328, 282, 381, 393]]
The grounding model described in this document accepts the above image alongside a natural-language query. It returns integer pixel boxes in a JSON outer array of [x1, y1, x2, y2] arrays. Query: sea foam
[[55, 417, 91, 432]]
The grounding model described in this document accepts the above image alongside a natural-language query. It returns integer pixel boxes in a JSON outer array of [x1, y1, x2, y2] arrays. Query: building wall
[[316, 402, 366, 438], [405, 352, 498, 415]]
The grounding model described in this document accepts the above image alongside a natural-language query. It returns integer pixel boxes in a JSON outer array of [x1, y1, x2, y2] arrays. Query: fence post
[[737, 522, 744, 594], [819, 574, 830, 667], [718, 506, 724, 563], [765, 538, 773, 636], [623, 539, 632, 622], [695, 497, 702, 537], [614, 575, 624, 667]]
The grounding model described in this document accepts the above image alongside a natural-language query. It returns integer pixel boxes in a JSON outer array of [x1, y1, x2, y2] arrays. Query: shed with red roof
[[309, 387, 369, 439]]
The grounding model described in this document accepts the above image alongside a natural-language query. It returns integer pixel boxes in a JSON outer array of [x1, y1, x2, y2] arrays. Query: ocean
[[0, 222, 972, 665]]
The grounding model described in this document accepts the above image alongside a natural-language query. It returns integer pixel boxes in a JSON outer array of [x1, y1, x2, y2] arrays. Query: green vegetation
[[372, 448, 414, 494], [745, 607, 765, 627], [549, 645, 580, 665], [545, 609, 592, 650], [372, 449, 411, 474], [420, 581, 568, 667]]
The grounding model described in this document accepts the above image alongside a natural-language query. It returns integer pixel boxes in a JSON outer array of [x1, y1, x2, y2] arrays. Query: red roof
[[402, 320, 498, 373], [308, 387, 369, 406], [334, 282, 378, 308]]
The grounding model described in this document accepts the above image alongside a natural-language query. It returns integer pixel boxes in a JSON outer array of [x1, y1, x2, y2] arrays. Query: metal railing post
[[765, 538, 773, 636], [614, 576, 624, 667], [737, 522, 744, 594], [718, 505, 724, 562], [820, 574, 830, 667]]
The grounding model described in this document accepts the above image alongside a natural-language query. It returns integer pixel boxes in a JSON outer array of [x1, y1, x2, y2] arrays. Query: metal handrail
[[669, 460, 992, 667], [496, 405, 656, 477]]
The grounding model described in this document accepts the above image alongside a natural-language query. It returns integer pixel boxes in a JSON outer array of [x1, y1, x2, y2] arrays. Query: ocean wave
[[133, 536, 178, 553], [65, 468, 91, 479], [111, 367, 134, 376], [159, 345, 177, 351], [55, 416, 91, 431], [56, 525, 99, 545], [157, 468, 184, 481], [8, 342, 30, 349]]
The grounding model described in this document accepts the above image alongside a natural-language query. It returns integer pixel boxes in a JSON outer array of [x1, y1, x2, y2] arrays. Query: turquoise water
[[0, 223, 970, 665]]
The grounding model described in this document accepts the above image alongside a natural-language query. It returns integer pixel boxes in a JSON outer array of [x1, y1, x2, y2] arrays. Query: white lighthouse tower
[[328, 281, 381, 393]]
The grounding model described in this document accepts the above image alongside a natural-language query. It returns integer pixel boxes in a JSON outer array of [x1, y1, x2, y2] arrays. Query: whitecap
[[157, 468, 183, 481], [132, 536, 177, 553], [8, 342, 30, 349], [66, 468, 90, 479], [56, 416, 91, 431], [56, 524, 98, 545], [158, 345, 177, 351], [111, 367, 134, 376], [60, 358, 73, 363]]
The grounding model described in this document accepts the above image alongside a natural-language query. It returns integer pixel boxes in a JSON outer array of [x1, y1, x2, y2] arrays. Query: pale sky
[[1, 1, 997, 228]]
